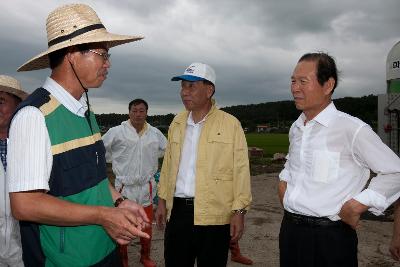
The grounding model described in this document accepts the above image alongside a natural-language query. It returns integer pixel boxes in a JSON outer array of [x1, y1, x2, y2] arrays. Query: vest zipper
[[60, 227, 65, 253], [59, 195, 65, 253]]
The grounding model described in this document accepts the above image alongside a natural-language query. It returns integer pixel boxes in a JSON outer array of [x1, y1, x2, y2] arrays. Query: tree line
[[96, 94, 378, 133]]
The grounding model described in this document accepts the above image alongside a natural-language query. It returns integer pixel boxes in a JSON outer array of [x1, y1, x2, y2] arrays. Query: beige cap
[[0, 75, 28, 100], [18, 3, 144, 72]]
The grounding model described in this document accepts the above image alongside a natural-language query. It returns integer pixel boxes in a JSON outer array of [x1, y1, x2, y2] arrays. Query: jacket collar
[[175, 99, 218, 125]]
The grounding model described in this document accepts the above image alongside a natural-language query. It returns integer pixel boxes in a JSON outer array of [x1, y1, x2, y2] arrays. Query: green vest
[[16, 88, 116, 267]]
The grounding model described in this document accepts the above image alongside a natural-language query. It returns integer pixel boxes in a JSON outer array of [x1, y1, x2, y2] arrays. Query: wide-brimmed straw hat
[[0, 75, 28, 101], [18, 3, 143, 72]]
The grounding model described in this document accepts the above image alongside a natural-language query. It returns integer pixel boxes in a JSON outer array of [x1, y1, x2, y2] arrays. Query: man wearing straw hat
[[7, 4, 149, 267], [0, 75, 28, 267]]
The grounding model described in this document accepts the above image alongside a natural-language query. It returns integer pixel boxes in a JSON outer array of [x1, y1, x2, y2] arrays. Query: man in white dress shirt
[[7, 4, 149, 267], [279, 52, 400, 267], [103, 98, 167, 267]]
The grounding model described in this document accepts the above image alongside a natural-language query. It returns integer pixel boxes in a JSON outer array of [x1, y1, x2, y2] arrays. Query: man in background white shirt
[[279, 52, 400, 267], [103, 98, 167, 267]]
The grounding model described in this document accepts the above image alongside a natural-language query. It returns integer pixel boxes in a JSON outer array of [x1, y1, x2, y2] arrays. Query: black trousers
[[164, 197, 231, 267], [279, 211, 358, 267]]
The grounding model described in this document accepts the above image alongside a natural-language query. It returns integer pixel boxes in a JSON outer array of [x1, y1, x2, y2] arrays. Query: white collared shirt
[[8, 77, 88, 192], [174, 112, 206, 198], [43, 77, 88, 117], [280, 102, 400, 220]]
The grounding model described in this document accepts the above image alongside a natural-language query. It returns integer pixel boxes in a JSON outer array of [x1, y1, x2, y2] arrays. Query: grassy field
[[246, 133, 289, 157]]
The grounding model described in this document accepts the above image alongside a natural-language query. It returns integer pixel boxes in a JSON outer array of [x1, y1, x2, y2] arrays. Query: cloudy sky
[[1, 0, 399, 115]]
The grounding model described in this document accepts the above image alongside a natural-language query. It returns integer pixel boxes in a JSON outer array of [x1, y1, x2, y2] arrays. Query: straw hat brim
[[0, 85, 29, 101], [18, 29, 143, 72]]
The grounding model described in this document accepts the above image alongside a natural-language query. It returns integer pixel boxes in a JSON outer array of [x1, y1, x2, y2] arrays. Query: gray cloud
[[1, 0, 399, 115]]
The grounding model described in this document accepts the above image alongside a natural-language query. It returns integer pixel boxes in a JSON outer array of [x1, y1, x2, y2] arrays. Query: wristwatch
[[114, 196, 128, 207], [232, 209, 247, 215]]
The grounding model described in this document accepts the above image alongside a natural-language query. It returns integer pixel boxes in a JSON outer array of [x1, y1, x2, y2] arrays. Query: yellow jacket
[[158, 102, 252, 225]]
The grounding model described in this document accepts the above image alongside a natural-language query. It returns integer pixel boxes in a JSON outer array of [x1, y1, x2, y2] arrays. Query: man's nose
[[104, 59, 111, 68], [291, 82, 299, 92], [181, 87, 189, 95]]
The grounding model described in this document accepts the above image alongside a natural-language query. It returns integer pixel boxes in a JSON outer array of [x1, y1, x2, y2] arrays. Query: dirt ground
[[127, 173, 400, 266]]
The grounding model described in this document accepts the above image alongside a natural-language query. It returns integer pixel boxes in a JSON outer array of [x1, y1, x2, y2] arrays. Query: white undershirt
[[174, 112, 206, 198]]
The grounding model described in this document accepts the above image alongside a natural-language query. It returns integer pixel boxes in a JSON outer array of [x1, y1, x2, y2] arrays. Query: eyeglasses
[[88, 49, 111, 61]]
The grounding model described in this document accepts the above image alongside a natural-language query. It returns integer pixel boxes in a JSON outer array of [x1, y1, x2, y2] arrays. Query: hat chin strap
[[68, 60, 93, 134]]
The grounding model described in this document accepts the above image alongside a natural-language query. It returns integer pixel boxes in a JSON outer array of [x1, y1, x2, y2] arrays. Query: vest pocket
[[52, 151, 98, 197]]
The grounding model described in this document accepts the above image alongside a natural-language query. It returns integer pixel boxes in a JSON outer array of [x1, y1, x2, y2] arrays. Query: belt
[[173, 197, 194, 206], [284, 210, 344, 227]]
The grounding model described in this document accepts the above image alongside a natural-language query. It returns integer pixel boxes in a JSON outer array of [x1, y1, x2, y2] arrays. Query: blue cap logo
[[185, 66, 195, 74]]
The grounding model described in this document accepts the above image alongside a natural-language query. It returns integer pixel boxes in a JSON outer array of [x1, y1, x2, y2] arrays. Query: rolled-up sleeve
[[279, 153, 292, 182], [352, 125, 400, 215]]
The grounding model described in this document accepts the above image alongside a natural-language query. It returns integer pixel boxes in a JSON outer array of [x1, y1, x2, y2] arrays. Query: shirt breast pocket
[[311, 150, 340, 183]]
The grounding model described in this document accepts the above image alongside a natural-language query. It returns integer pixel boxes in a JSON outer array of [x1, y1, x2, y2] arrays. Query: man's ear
[[65, 46, 79, 65], [207, 84, 215, 99], [324, 77, 335, 95]]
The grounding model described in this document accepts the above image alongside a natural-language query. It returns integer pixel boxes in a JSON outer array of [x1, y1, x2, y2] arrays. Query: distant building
[[248, 147, 264, 158], [256, 124, 270, 133]]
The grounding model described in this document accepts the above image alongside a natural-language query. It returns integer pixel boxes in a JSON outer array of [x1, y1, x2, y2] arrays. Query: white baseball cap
[[171, 62, 216, 85]]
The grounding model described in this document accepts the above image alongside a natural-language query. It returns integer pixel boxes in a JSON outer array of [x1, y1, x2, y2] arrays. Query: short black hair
[[48, 48, 68, 69], [298, 52, 339, 93], [48, 44, 92, 69], [129, 98, 148, 111]]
